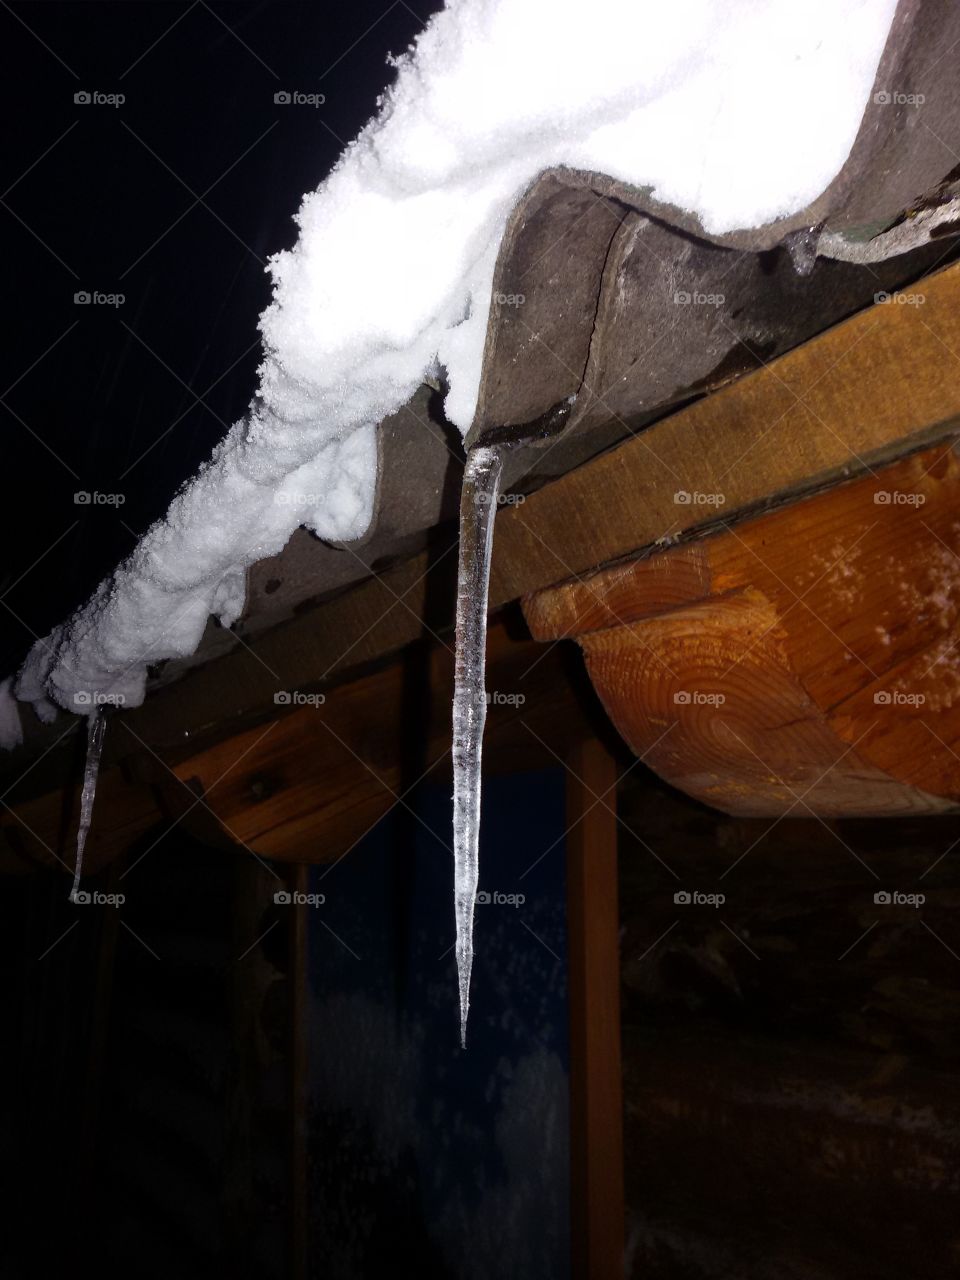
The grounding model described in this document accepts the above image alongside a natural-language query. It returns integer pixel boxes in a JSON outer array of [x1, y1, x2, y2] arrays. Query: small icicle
[[70, 707, 106, 903], [452, 443, 504, 1048], [784, 224, 822, 277]]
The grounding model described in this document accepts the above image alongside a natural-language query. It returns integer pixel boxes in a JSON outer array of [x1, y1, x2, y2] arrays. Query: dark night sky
[[0, 0, 441, 676]]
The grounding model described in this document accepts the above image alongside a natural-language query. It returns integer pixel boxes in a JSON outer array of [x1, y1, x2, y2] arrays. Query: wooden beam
[[1, 620, 605, 874], [76, 856, 122, 1213], [6, 262, 960, 786], [492, 259, 960, 603], [0, 761, 161, 877], [289, 862, 308, 1280], [567, 738, 624, 1278], [526, 443, 960, 817]]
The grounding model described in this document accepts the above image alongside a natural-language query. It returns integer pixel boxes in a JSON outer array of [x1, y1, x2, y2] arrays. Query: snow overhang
[[3, 0, 960, 764], [243, 0, 960, 637]]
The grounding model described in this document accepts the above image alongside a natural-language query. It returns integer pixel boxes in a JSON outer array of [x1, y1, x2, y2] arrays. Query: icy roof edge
[[2, 0, 918, 749]]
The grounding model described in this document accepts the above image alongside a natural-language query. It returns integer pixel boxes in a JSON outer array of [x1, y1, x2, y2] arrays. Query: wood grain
[[8, 264, 960, 783], [1, 621, 604, 873], [525, 445, 960, 816]]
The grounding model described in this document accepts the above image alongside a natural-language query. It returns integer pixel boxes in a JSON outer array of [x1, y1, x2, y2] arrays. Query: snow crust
[[6, 0, 896, 734]]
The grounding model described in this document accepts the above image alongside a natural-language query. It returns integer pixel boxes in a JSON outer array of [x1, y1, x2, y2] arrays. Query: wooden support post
[[566, 737, 624, 1279], [290, 862, 309, 1280], [78, 857, 122, 1203]]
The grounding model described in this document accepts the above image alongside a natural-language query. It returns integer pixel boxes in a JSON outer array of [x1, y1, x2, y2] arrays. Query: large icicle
[[452, 444, 504, 1047], [69, 708, 106, 903]]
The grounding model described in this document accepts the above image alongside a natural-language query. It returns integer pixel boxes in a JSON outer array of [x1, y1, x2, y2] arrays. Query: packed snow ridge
[[3, 0, 896, 742]]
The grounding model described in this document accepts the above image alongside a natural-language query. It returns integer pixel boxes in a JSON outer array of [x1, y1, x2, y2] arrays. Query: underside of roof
[[4, 0, 960, 763], [234, 0, 960, 641]]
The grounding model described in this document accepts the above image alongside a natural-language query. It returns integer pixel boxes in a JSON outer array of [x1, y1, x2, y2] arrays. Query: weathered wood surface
[[7, 262, 960, 789], [290, 862, 309, 1280], [494, 259, 960, 604], [0, 760, 159, 878], [623, 1028, 960, 1279], [616, 774, 960, 1278], [0, 620, 605, 874], [525, 443, 960, 816]]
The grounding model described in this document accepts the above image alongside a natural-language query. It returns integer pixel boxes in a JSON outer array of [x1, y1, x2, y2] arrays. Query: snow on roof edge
[[1, 0, 898, 749]]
